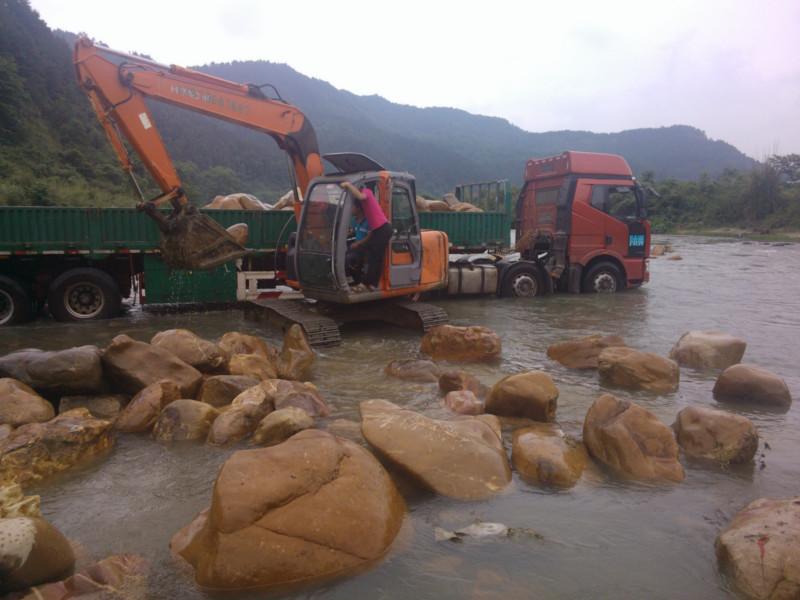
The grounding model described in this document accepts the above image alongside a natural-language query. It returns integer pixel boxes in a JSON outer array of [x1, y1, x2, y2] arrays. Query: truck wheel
[[582, 262, 622, 293], [500, 264, 543, 298], [47, 268, 121, 322], [0, 276, 31, 326]]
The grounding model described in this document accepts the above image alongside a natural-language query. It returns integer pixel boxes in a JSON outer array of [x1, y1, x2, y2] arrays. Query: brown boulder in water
[[583, 394, 684, 482], [0, 346, 104, 396], [512, 423, 588, 488], [150, 329, 228, 374], [669, 331, 746, 370], [0, 379, 54, 427], [438, 370, 487, 398], [385, 359, 441, 383], [713, 364, 792, 409], [171, 429, 405, 590], [251, 407, 313, 446], [276, 325, 315, 381], [0, 484, 40, 518], [443, 390, 483, 415], [486, 371, 558, 422], [228, 353, 278, 380], [206, 403, 268, 446], [360, 399, 510, 500], [114, 380, 180, 433], [58, 394, 126, 421], [547, 334, 626, 369], [716, 496, 800, 600], [0, 517, 75, 593], [217, 332, 277, 361], [102, 335, 202, 397], [672, 406, 758, 464], [597, 347, 679, 394], [421, 325, 501, 363], [152, 400, 219, 442], [260, 379, 330, 417], [0, 409, 113, 486], [197, 375, 259, 408]]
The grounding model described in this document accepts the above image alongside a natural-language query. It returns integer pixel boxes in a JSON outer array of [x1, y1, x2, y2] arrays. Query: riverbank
[[661, 227, 800, 242]]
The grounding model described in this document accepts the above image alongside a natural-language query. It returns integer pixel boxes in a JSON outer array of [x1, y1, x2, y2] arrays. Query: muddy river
[[1, 236, 798, 599]]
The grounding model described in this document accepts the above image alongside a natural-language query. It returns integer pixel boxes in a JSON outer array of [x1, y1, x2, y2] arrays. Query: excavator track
[[246, 299, 341, 347], [389, 301, 449, 331]]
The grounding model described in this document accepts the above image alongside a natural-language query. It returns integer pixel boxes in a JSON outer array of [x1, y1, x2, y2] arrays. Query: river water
[[1, 236, 799, 599]]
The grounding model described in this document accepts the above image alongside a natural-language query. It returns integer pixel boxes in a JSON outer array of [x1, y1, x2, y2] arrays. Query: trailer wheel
[[47, 268, 121, 322], [500, 264, 544, 298], [582, 261, 622, 293], [0, 276, 32, 326]]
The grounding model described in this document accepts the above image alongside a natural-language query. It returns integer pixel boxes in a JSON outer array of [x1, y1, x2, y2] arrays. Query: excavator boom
[[73, 37, 324, 269]]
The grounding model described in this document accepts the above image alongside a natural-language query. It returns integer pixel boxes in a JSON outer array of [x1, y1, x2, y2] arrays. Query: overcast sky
[[30, 0, 800, 159]]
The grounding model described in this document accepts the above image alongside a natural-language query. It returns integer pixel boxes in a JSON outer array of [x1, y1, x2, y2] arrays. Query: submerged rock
[[673, 406, 758, 464], [713, 364, 792, 409], [197, 375, 259, 408], [443, 390, 483, 415], [597, 347, 679, 393], [151, 329, 228, 373], [152, 400, 219, 442], [421, 325, 501, 362], [438, 370, 487, 398], [583, 394, 684, 482], [385, 358, 441, 383], [0, 517, 75, 593], [716, 496, 800, 600], [114, 380, 181, 433], [669, 331, 746, 370], [171, 430, 405, 590], [228, 353, 278, 381], [546, 334, 626, 369], [360, 399, 510, 500], [102, 335, 202, 397], [0, 409, 113, 485], [486, 371, 558, 421], [251, 406, 313, 446], [276, 324, 315, 380], [512, 423, 588, 488], [0, 379, 54, 427], [58, 394, 126, 421], [0, 346, 104, 396], [434, 522, 510, 542]]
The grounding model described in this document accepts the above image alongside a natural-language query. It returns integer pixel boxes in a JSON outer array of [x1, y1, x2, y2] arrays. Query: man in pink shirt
[[340, 182, 392, 290]]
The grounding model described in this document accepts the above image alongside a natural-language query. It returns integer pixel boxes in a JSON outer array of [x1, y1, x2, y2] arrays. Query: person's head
[[352, 199, 364, 220]]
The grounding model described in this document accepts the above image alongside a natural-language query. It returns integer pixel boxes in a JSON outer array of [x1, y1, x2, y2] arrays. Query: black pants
[[361, 223, 392, 286]]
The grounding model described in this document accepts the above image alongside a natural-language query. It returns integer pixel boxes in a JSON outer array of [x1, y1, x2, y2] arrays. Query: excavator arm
[[73, 37, 324, 269]]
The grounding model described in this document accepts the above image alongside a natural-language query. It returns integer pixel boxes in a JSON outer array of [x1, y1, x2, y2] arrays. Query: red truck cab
[[514, 151, 649, 293]]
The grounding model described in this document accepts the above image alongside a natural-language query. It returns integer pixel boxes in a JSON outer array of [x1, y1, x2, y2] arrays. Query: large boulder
[[0, 379, 54, 426], [0, 484, 40, 518], [228, 353, 278, 381], [261, 379, 330, 417], [546, 334, 626, 369], [716, 496, 800, 599], [217, 332, 276, 361], [102, 335, 202, 397], [114, 380, 180, 433], [597, 347, 679, 394], [669, 331, 746, 370], [0, 517, 75, 593], [673, 406, 758, 464], [485, 371, 558, 422], [58, 394, 126, 421], [251, 407, 313, 446], [420, 325, 501, 362], [443, 390, 483, 415], [713, 364, 792, 409], [207, 403, 269, 446], [0, 346, 104, 395], [152, 400, 219, 442], [512, 423, 588, 488], [360, 400, 511, 500], [197, 375, 259, 408], [171, 430, 405, 590], [0, 409, 113, 485], [583, 394, 684, 482], [276, 324, 315, 380], [385, 359, 441, 383], [150, 329, 228, 373], [438, 370, 487, 398]]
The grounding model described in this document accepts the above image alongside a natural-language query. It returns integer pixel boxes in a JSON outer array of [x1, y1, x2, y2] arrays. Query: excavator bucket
[[145, 205, 247, 271]]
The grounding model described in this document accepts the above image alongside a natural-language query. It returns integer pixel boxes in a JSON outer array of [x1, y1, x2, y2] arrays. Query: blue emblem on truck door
[[629, 234, 645, 247]]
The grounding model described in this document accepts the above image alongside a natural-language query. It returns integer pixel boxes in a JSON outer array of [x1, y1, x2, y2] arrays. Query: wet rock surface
[[438, 370, 487, 398], [512, 423, 588, 488], [251, 406, 313, 446], [598, 347, 680, 393], [102, 335, 202, 397], [360, 399, 511, 500], [443, 390, 483, 415], [150, 329, 228, 373], [669, 330, 746, 370], [206, 403, 268, 446], [152, 400, 219, 442], [583, 394, 684, 482], [217, 332, 276, 361], [276, 324, 315, 380], [228, 353, 278, 380], [673, 406, 758, 463], [0, 379, 54, 426], [0, 346, 104, 396], [58, 394, 126, 421], [0, 484, 40, 518], [385, 358, 441, 383], [171, 429, 405, 590], [547, 334, 626, 369], [486, 371, 558, 421], [716, 496, 800, 600], [197, 375, 259, 407], [261, 379, 330, 417], [713, 364, 792, 409], [0, 409, 113, 485], [421, 325, 501, 362], [0, 517, 75, 593], [114, 380, 181, 433]]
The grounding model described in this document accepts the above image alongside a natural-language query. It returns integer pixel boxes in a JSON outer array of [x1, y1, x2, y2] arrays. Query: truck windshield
[[591, 185, 642, 221], [299, 183, 342, 253]]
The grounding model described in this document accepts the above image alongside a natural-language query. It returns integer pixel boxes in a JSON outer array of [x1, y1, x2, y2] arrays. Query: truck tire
[[47, 268, 121, 322], [0, 275, 32, 326], [582, 261, 623, 293], [500, 263, 544, 298]]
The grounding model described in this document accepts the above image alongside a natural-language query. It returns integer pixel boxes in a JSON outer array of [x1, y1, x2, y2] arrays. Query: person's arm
[[340, 181, 365, 201], [353, 229, 373, 249]]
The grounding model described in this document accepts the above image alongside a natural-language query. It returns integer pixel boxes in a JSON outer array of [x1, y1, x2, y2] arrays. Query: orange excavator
[[74, 38, 449, 340]]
